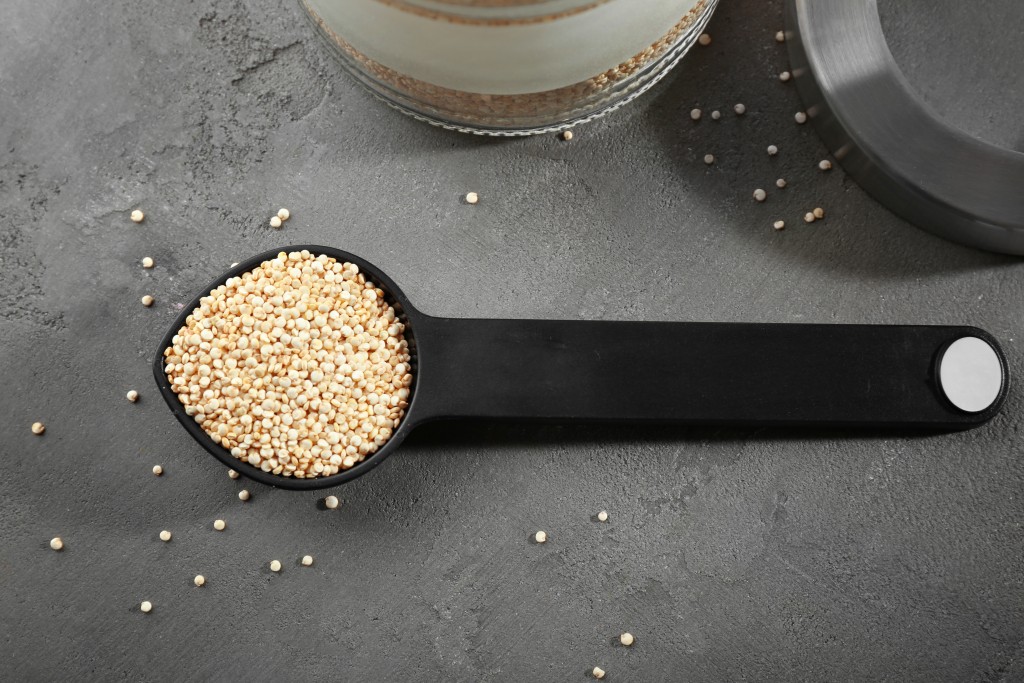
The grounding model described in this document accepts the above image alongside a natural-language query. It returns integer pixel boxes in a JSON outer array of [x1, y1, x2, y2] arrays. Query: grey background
[[1, 0, 1022, 681]]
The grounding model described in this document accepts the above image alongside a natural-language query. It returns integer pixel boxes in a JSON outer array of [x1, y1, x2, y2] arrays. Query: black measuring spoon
[[154, 245, 1009, 490]]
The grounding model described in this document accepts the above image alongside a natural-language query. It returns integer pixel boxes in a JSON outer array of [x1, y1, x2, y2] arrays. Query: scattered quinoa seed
[[213, 519, 226, 531], [141, 295, 154, 307], [767, 145, 778, 156], [690, 108, 701, 121], [228, 469, 239, 479], [774, 220, 786, 230], [152, 465, 163, 476], [194, 575, 205, 587], [561, 130, 573, 141], [159, 530, 172, 542], [703, 154, 715, 165], [230, 262, 239, 268], [776, 30, 786, 43], [270, 560, 282, 572], [819, 159, 833, 171], [734, 103, 746, 115], [465, 191, 479, 204], [32, 421, 45, 435], [698, 32, 711, 46], [814, 207, 825, 219], [535, 530, 548, 543], [711, 110, 721, 120], [753, 188, 767, 202], [325, 495, 340, 509], [597, 510, 609, 522], [620, 632, 635, 646], [140, 601, 153, 613], [795, 111, 808, 124], [804, 212, 816, 223], [593, 667, 606, 680], [779, 71, 791, 82], [269, 216, 283, 229], [130, 210, 144, 223], [50, 537, 63, 551], [776, 178, 787, 189], [277, 208, 290, 221], [238, 489, 250, 501], [142, 257, 154, 269], [127, 390, 139, 403], [302, 555, 313, 566]]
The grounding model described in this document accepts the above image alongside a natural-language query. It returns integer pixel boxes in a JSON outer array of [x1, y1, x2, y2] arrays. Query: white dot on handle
[[939, 337, 1003, 413]]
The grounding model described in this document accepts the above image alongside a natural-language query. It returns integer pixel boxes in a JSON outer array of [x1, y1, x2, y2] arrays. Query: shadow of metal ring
[[785, 0, 1024, 255]]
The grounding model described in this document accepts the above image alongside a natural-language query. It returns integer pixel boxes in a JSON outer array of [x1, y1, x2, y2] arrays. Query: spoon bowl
[[153, 246, 424, 490]]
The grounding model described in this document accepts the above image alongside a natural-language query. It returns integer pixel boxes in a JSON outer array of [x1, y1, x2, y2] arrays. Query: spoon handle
[[413, 318, 1007, 428]]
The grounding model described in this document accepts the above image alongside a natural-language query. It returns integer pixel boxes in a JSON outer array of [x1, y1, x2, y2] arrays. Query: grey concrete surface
[[1, 0, 1022, 681]]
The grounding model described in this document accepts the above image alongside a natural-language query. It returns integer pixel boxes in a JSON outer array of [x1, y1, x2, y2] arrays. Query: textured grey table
[[2, 1, 1022, 681]]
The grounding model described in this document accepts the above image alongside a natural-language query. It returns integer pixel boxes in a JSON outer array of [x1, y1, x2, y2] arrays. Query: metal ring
[[785, 0, 1024, 255]]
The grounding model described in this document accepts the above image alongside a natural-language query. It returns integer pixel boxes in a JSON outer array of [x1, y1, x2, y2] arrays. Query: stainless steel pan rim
[[785, 0, 1024, 255]]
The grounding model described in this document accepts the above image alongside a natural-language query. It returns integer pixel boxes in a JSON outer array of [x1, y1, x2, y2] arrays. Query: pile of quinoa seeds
[[163, 250, 413, 479]]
